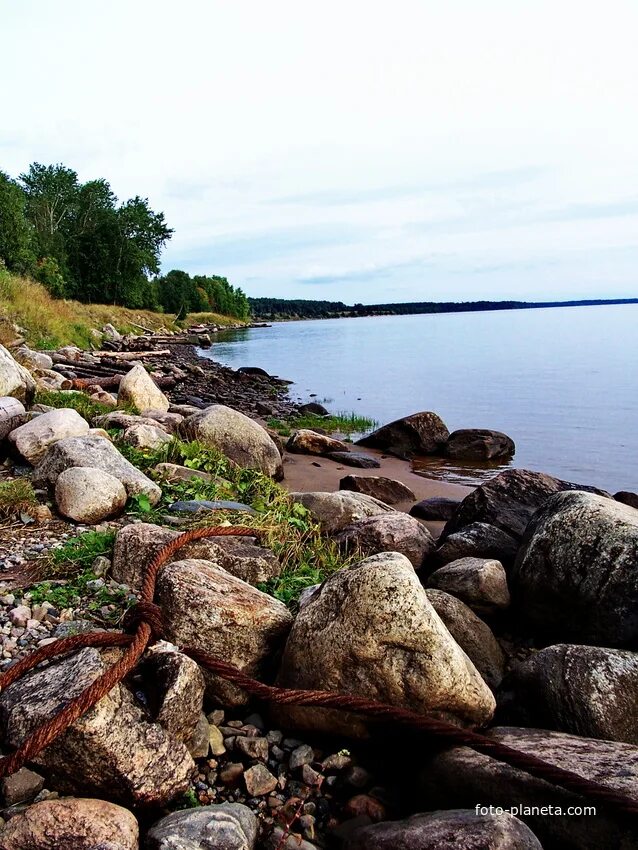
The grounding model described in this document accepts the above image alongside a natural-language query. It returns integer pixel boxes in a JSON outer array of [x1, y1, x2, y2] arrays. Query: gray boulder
[[179, 405, 283, 480], [357, 410, 449, 458], [118, 362, 170, 412], [615, 491, 638, 510], [0, 397, 26, 440], [445, 429, 515, 460], [55, 466, 128, 523], [122, 422, 173, 449], [340, 474, 416, 505], [276, 551, 495, 737], [8, 407, 90, 464], [0, 647, 194, 805], [420, 727, 638, 850], [442, 468, 610, 541], [0, 343, 36, 404], [0, 797, 139, 850], [145, 803, 258, 850], [287, 429, 350, 455], [512, 491, 638, 645], [434, 522, 519, 567], [426, 589, 506, 689], [503, 644, 638, 744], [427, 557, 510, 615], [345, 809, 542, 850], [157, 559, 293, 706], [290, 491, 395, 534], [327, 451, 381, 468], [334, 512, 435, 569], [33, 435, 162, 504]]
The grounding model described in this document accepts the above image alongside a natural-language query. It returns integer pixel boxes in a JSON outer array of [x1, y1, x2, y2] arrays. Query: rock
[[238, 366, 270, 377], [0, 343, 36, 404], [7, 408, 90, 464], [356, 411, 449, 458], [502, 644, 638, 745], [179, 405, 283, 480], [33, 435, 162, 505], [265, 828, 317, 850], [0, 767, 45, 806], [0, 397, 26, 440], [168, 499, 256, 514], [122, 422, 173, 449], [340, 475, 416, 505], [94, 411, 169, 431], [244, 764, 278, 796], [326, 451, 381, 468], [334, 512, 435, 569], [426, 589, 505, 689], [143, 643, 206, 753], [0, 797, 139, 850], [0, 646, 194, 804], [410, 496, 462, 521], [290, 491, 395, 534], [90, 389, 118, 408], [112, 523, 281, 589], [287, 429, 351, 455], [157, 559, 293, 706], [434, 522, 519, 567], [345, 809, 542, 849], [55, 466, 128, 523], [103, 322, 122, 341], [276, 551, 495, 736], [512, 491, 638, 645], [35, 370, 73, 391], [420, 727, 638, 850], [145, 803, 258, 850], [15, 346, 54, 372], [445, 429, 515, 460], [442, 468, 610, 541], [118, 362, 170, 412], [427, 557, 510, 615], [139, 409, 185, 433], [154, 462, 228, 486], [615, 490, 638, 510], [299, 402, 329, 416]]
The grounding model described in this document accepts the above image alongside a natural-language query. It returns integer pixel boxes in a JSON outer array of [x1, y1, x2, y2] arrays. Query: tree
[[0, 171, 35, 273]]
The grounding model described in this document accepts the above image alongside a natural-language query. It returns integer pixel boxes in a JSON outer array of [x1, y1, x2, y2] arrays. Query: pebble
[[244, 764, 278, 796]]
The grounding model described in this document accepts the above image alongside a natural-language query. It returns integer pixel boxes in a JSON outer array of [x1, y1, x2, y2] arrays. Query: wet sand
[[279, 446, 473, 539]]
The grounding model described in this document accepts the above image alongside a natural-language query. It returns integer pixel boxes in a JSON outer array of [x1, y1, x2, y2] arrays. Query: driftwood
[[92, 349, 171, 360], [71, 374, 177, 390]]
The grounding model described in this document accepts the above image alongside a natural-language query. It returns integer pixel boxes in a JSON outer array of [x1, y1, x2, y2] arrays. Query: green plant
[[0, 478, 37, 518], [48, 530, 116, 575], [35, 389, 113, 422], [267, 411, 377, 437]]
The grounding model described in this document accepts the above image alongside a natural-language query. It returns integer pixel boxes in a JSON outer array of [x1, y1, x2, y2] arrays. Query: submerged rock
[[356, 410, 449, 458], [445, 428, 515, 460]]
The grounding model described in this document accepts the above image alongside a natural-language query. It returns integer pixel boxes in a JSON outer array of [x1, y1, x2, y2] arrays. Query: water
[[200, 305, 638, 492]]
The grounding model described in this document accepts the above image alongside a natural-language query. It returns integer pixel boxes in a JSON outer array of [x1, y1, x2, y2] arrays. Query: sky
[[1, 0, 637, 304]]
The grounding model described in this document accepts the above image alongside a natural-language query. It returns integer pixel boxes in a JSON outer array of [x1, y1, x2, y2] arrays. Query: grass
[[34, 389, 119, 421], [0, 479, 38, 518], [114, 436, 358, 608], [267, 411, 377, 438], [0, 268, 243, 349]]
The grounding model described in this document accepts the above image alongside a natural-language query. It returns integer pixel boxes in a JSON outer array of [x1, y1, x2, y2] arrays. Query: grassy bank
[[0, 268, 242, 349]]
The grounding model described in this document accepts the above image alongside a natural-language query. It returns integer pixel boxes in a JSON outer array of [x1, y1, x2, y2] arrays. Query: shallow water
[[200, 304, 638, 492]]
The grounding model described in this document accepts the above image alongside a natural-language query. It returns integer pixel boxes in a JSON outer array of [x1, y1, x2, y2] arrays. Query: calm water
[[201, 305, 638, 492]]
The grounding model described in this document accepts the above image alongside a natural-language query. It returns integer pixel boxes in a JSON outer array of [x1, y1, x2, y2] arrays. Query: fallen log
[[71, 375, 177, 390], [92, 349, 171, 360]]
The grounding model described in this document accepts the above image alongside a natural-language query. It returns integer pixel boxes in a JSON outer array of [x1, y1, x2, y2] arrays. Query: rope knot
[[122, 601, 165, 641]]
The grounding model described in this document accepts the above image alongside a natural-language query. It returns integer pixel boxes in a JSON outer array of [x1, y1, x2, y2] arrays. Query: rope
[[1, 525, 637, 818]]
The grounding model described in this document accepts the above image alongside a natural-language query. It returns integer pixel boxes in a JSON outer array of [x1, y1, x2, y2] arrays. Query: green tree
[[0, 171, 35, 273]]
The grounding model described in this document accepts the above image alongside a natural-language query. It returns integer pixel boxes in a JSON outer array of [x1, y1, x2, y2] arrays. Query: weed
[[48, 530, 116, 576], [0, 479, 38, 518], [267, 411, 377, 437]]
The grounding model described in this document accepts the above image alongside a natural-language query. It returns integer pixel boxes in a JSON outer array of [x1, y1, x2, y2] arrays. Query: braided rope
[[0, 525, 637, 818]]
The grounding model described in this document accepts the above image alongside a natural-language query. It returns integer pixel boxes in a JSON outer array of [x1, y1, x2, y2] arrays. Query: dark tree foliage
[[0, 171, 36, 274], [156, 270, 250, 319]]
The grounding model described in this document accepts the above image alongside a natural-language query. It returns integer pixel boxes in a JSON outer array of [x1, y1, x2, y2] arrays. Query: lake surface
[[200, 305, 638, 492]]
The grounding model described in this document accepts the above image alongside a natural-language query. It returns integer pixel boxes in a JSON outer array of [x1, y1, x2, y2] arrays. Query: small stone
[[207, 708, 225, 725], [9, 606, 31, 628], [301, 764, 323, 786], [322, 753, 353, 772], [1, 767, 45, 805], [236, 736, 269, 762], [244, 764, 278, 796], [344, 793, 387, 821], [289, 744, 315, 770], [209, 725, 226, 756], [220, 763, 245, 786]]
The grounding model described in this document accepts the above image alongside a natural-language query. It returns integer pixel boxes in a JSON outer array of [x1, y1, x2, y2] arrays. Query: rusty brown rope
[[1, 525, 637, 818]]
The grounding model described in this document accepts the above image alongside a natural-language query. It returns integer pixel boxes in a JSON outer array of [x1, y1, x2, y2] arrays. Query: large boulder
[[502, 644, 638, 745], [427, 557, 510, 615], [290, 491, 395, 534], [0, 343, 36, 404], [616, 491, 638, 510], [276, 552, 495, 737], [442, 468, 610, 541], [511, 491, 638, 645], [345, 810, 542, 850], [334, 512, 435, 569], [33, 435, 162, 505], [179, 405, 283, 480], [410, 496, 462, 521], [14, 346, 54, 372], [55, 466, 128, 523], [434, 522, 519, 568], [357, 411, 449, 458], [145, 803, 258, 850], [0, 797, 139, 850], [445, 429, 515, 460], [7, 406, 88, 464], [0, 647, 194, 805], [122, 422, 173, 450], [156, 559, 293, 706], [287, 429, 350, 455], [340, 474, 416, 505], [0, 397, 26, 440], [118, 362, 170, 412], [420, 727, 638, 850], [112, 522, 281, 589], [426, 589, 506, 689]]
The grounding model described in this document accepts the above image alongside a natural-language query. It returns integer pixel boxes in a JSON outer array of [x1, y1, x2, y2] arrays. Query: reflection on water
[[411, 455, 514, 486]]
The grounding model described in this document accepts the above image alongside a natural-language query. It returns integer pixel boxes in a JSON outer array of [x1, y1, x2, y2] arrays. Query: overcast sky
[[2, 0, 637, 303]]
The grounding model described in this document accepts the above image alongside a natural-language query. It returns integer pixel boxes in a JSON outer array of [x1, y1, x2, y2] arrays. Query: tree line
[[0, 163, 249, 318]]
